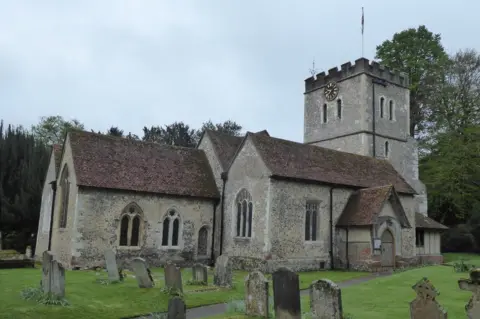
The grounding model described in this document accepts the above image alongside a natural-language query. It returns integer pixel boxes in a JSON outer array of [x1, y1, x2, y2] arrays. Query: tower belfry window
[[322, 104, 327, 123], [380, 97, 385, 118], [337, 99, 342, 119], [389, 100, 394, 120], [385, 141, 390, 157]]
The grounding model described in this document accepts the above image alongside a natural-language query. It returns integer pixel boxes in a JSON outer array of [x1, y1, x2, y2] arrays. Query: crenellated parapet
[[305, 58, 410, 92]]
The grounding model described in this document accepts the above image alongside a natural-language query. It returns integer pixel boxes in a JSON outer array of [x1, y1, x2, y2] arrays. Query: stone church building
[[35, 58, 447, 272]]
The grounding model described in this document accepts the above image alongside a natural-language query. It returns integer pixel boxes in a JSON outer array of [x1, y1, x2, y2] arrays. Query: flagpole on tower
[[361, 7, 365, 57]]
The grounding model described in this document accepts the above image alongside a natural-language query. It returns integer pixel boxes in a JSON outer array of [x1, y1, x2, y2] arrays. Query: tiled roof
[[205, 130, 243, 171], [248, 133, 416, 194], [52, 144, 63, 175], [415, 213, 448, 230], [68, 131, 219, 199]]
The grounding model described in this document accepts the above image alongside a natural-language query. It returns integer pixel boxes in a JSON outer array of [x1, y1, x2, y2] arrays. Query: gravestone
[[131, 257, 154, 288], [309, 279, 343, 319], [213, 255, 232, 287], [458, 268, 480, 319], [192, 263, 208, 285], [272, 267, 301, 319], [104, 249, 120, 282], [25, 246, 32, 259], [244, 270, 269, 318], [167, 296, 186, 319], [41, 251, 54, 293], [410, 277, 447, 319], [41, 251, 65, 297], [164, 261, 183, 292]]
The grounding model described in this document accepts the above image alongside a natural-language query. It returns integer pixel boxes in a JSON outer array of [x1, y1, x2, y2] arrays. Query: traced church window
[[380, 97, 385, 118], [197, 226, 208, 256], [337, 99, 342, 119], [305, 201, 318, 241], [118, 202, 143, 247], [162, 209, 181, 247], [385, 141, 390, 157], [235, 189, 253, 238], [59, 164, 70, 228], [389, 100, 394, 120], [416, 229, 425, 247], [322, 104, 327, 123]]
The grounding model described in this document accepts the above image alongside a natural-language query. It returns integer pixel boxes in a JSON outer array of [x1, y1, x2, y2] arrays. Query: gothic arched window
[[235, 189, 253, 238], [162, 209, 181, 247], [305, 201, 318, 241], [337, 99, 342, 119], [58, 165, 70, 228], [385, 141, 390, 158], [197, 226, 208, 256], [380, 97, 385, 118], [118, 203, 143, 247]]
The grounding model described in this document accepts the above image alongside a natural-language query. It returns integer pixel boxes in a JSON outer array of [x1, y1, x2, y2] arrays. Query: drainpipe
[[329, 187, 335, 270], [47, 181, 57, 251], [210, 202, 217, 266], [219, 172, 228, 257], [346, 227, 350, 269], [371, 78, 387, 158]]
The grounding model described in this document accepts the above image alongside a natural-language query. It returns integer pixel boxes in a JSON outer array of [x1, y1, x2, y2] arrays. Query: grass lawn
[[0, 266, 367, 319], [443, 252, 480, 265]]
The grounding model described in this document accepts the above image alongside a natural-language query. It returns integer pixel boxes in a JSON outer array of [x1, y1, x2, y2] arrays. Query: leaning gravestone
[[244, 270, 269, 318], [458, 268, 480, 319], [41, 251, 54, 293], [104, 249, 120, 282], [131, 257, 154, 288], [213, 255, 232, 287], [168, 296, 186, 319], [164, 261, 183, 293], [192, 263, 208, 285], [272, 267, 301, 319], [41, 251, 65, 297], [410, 277, 447, 319], [309, 279, 343, 319]]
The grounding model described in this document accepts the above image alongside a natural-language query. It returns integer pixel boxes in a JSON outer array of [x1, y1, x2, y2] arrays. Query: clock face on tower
[[324, 81, 339, 101]]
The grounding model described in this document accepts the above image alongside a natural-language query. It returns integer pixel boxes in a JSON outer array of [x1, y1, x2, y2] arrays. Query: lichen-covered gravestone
[[309, 279, 343, 319], [272, 267, 301, 319], [41, 251, 65, 297], [168, 296, 186, 319], [458, 268, 480, 319], [104, 249, 120, 282], [131, 257, 154, 288], [410, 277, 447, 319], [244, 270, 269, 318], [164, 261, 183, 292], [213, 255, 232, 287], [192, 263, 208, 285]]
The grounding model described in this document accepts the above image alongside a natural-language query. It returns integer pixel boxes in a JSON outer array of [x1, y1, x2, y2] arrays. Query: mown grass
[[443, 252, 480, 265], [0, 266, 367, 319]]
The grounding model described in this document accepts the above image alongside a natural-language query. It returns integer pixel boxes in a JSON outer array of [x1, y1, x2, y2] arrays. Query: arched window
[[389, 100, 394, 120], [197, 226, 208, 256], [322, 104, 327, 123], [118, 203, 143, 247], [58, 165, 70, 228], [385, 141, 390, 157], [305, 201, 318, 241], [162, 209, 181, 247], [337, 99, 342, 119], [235, 189, 253, 238], [380, 97, 385, 118]]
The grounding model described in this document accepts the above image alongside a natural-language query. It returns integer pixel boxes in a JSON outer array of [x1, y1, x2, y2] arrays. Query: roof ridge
[[204, 129, 244, 139]]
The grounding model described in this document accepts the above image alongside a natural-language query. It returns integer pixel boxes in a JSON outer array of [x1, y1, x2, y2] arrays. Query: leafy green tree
[[195, 120, 243, 142], [142, 122, 197, 147], [31, 115, 84, 145], [375, 25, 449, 137], [106, 126, 124, 137]]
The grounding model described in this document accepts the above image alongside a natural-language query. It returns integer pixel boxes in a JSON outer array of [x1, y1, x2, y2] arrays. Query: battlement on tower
[[305, 58, 410, 92]]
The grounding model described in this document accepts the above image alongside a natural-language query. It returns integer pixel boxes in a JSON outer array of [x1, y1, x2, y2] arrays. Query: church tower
[[304, 58, 427, 214]]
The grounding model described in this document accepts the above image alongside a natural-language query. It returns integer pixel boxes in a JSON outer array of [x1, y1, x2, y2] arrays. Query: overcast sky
[[0, 1, 475, 142]]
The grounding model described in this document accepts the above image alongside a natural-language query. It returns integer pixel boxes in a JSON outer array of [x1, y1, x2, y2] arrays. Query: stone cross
[[272, 267, 301, 319], [104, 249, 120, 282], [164, 261, 183, 293], [192, 263, 208, 285], [41, 251, 65, 298], [309, 279, 343, 319], [244, 270, 269, 318], [458, 268, 480, 319], [131, 257, 154, 288], [167, 296, 186, 319], [213, 255, 232, 287], [410, 277, 447, 319]]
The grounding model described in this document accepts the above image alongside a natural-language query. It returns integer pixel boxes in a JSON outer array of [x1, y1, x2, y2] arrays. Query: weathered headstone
[[131, 257, 154, 288], [458, 268, 480, 319], [192, 263, 208, 285], [244, 270, 269, 318], [25, 246, 32, 259], [164, 261, 183, 292], [41, 251, 54, 293], [213, 255, 232, 287], [272, 267, 301, 319], [104, 249, 120, 282], [410, 277, 447, 319], [167, 296, 186, 319], [41, 251, 65, 297], [309, 279, 343, 319]]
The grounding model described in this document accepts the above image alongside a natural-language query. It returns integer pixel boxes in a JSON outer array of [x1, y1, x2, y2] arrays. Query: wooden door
[[381, 230, 394, 267]]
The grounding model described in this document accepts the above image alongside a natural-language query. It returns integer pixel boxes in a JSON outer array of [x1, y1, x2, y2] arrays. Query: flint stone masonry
[[192, 263, 208, 285], [131, 257, 154, 288], [164, 261, 183, 292], [410, 277, 447, 319], [104, 249, 120, 282], [458, 268, 480, 319], [272, 267, 301, 319], [309, 279, 343, 319], [244, 270, 269, 318], [213, 255, 232, 287]]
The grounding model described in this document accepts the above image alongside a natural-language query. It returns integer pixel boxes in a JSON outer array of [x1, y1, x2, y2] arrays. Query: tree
[[375, 25, 449, 137], [142, 122, 197, 147], [106, 126, 124, 137], [195, 120, 243, 141], [31, 116, 84, 146]]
